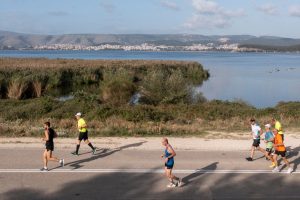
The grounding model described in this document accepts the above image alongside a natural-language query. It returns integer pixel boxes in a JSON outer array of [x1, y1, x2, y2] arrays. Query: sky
[[1, 0, 300, 38]]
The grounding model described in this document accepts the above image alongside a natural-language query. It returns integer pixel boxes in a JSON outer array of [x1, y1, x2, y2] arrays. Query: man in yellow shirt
[[72, 112, 97, 156], [272, 118, 283, 140]]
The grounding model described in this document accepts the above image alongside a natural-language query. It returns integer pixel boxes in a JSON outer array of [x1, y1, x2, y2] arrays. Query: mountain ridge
[[1, 30, 300, 51]]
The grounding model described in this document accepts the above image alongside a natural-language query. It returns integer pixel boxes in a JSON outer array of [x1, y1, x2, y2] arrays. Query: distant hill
[[0, 30, 300, 51]]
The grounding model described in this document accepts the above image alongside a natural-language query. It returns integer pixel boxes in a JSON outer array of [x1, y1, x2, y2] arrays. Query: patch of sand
[[0, 132, 299, 151]]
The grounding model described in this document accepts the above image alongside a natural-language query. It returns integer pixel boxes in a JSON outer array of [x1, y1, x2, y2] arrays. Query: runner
[[161, 138, 182, 188], [246, 118, 266, 161], [271, 117, 290, 156], [41, 122, 64, 171], [272, 129, 293, 173], [271, 118, 283, 140], [72, 112, 97, 156], [264, 124, 275, 168]]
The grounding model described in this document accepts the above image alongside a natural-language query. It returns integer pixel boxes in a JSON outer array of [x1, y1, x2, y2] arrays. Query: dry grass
[[7, 80, 28, 100], [32, 81, 42, 98], [0, 57, 205, 70]]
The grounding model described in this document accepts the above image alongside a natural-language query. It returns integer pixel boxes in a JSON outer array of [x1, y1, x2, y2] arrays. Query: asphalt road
[[1, 144, 300, 200]]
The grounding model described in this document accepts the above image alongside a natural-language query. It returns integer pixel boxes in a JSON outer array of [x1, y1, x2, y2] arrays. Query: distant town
[[32, 43, 260, 52], [1, 31, 300, 52]]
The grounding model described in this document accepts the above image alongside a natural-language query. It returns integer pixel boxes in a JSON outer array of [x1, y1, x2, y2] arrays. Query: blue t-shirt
[[264, 131, 274, 148]]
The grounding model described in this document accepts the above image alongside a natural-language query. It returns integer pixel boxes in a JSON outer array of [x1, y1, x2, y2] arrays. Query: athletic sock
[[88, 143, 95, 150], [76, 145, 80, 154]]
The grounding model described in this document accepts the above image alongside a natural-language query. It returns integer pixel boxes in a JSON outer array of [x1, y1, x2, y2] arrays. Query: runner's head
[[271, 118, 276, 125], [250, 118, 256, 125], [44, 121, 50, 129], [75, 112, 82, 120], [161, 137, 169, 146], [265, 124, 271, 131]]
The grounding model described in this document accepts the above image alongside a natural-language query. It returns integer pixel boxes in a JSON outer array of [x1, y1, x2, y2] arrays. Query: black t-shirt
[[46, 128, 55, 144]]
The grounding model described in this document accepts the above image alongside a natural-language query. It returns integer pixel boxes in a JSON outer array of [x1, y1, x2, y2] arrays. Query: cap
[[75, 112, 82, 117], [265, 124, 271, 128]]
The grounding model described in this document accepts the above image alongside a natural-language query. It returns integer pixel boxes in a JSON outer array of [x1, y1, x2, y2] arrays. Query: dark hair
[[250, 118, 256, 122], [44, 122, 50, 127]]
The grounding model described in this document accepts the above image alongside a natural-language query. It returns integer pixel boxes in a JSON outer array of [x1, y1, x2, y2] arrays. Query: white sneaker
[[287, 167, 293, 174], [167, 183, 177, 188], [272, 167, 280, 173], [40, 167, 48, 172], [177, 179, 183, 187], [59, 159, 65, 167]]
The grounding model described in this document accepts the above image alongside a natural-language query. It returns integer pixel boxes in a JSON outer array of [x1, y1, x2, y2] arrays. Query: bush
[[100, 71, 137, 106]]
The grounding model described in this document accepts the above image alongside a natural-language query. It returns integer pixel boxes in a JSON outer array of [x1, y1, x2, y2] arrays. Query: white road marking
[[0, 169, 298, 174]]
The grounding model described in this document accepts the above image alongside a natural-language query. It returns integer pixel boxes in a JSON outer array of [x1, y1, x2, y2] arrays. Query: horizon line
[[1, 29, 300, 39]]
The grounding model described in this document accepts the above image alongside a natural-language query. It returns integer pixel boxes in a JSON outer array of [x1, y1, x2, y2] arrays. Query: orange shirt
[[274, 134, 286, 151]]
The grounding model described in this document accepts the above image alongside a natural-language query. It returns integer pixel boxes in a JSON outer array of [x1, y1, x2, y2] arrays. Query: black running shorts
[[46, 142, 54, 151], [275, 150, 286, 157], [266, 148, 273, 154], [252, 139, 260, 147], [78, 131, 88, 141]]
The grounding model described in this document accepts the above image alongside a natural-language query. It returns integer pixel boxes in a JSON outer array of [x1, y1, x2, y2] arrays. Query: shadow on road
[[182, 162, 219, 187], [51, 141, 147, 170], [2, 161, 300, 200], [288, 145, 300, 171]]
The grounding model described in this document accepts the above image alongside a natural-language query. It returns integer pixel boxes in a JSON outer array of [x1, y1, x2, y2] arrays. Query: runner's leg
[[47, 150, 59, 162], [85, 139, 95, 150], [43, 150, 48, 168], [250, 146, 255, 159], [76, 140, 81, 154]]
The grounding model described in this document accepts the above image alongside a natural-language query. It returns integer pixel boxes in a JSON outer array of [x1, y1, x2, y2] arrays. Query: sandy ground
[[1, 132, 299, 151]]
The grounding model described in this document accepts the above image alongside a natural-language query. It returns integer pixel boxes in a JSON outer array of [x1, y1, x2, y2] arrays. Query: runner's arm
[[259, 129, 263, 136], [42, 130, 49, 141], [167, 146, 176, 158]]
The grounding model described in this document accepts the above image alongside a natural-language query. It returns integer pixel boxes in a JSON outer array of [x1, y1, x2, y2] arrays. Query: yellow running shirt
[[275, 121, 283, 135], [78, 118, 87, 133]]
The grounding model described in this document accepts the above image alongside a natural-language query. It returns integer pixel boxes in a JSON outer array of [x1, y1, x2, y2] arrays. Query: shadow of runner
[[52, 141, 147, 170], [288, 146, 300, 171], [182, 162, 219, 187]]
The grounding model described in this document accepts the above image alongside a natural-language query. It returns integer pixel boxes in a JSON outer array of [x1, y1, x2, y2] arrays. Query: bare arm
[[42, 130, 49, 141], [167, 145, 176, 158], [259, 129, 263, 136]]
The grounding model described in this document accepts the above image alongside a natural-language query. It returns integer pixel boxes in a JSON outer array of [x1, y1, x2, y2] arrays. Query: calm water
[[1, 50, 300, 108]]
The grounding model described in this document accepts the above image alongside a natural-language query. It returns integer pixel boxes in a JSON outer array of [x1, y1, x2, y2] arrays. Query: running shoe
[[246, 157, 253, 161], [167, 183, 177, 188], [71, 152, 79, 156], [177, 179, 183, 187], [287, 167, 293, 174], [92, 148, 97, 155], [272, 167, 280, 173], [269, 162, 276, 168], [40, 167, 48, 172], [59, 159, 65, 167]]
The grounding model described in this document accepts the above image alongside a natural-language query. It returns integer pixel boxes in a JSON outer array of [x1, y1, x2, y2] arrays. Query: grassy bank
[[1, 96, 300, 137]]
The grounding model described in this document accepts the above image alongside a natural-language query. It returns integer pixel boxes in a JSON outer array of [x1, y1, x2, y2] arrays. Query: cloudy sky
[[1, 0, 300, 37]]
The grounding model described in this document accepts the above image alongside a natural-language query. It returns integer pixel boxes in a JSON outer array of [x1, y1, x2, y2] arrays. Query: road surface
[[0, 143, 300, 200]]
